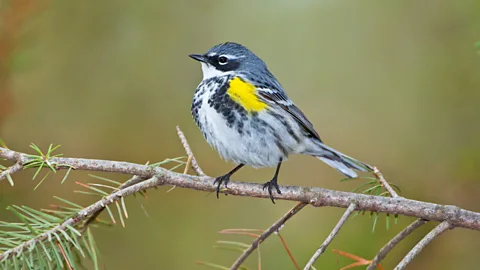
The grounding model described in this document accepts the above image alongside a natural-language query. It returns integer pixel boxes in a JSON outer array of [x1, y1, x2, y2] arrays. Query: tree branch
[[0, 146, 479, 231], [304, 203, 357, 269], [366, 219, 427, 270], [230, 202, 307, 270], [394, 221, 452, 270], [0, 162, 22, 182], [373, 166, 399, 198], [176, 126, 205, 176]]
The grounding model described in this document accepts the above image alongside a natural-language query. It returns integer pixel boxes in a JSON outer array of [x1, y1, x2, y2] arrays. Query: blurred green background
[[1, 0, 480, 269]]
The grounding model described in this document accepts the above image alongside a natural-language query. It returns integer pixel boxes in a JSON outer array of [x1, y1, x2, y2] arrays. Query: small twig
[[366, 219, 427, 270], [373, 167, 399, 198], [119, 175, 146, 189], [394, 221, 452, 270], [304, 203, 357, 269], [0, 163, 22, 182], [230, 202, 307, 270], [176, 126, 206, 176]]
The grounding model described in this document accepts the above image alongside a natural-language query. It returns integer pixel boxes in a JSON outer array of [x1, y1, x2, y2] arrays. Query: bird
[[189, 42, 372, 203]]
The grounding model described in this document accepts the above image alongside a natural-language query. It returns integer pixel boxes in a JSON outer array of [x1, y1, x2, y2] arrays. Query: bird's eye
[[218, 55, 228, 65]]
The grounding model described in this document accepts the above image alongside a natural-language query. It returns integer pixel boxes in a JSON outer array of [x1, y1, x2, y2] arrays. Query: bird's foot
[[263, 177, 282, 204], [213, 174, 231, 198]]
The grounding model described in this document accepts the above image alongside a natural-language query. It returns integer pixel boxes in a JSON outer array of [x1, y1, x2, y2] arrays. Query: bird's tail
[[313, 143, 372, 178]]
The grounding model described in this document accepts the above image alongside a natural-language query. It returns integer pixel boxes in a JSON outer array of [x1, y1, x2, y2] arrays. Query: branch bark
[[0, 162, 22, 182]]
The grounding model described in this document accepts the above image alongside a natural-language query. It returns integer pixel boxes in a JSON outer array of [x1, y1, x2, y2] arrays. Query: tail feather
[[318, 157, 359, 178], [313, 144, 372, 178]]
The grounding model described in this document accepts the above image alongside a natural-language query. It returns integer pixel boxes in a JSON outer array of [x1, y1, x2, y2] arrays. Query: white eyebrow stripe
[[226, 54, 245, 59], [218, 54, 245, 60], [206, 53, 246, 60]]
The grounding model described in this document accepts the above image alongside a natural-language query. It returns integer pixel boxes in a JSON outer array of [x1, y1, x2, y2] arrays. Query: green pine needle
[[6, 173, 14, 186], [22, 143, 64, 189], [61, 167, 73, 184], [49, 239, 63, 268], [30, 143, 43, 156], [115, 201, 125, 227], [7, 206, 39, 236], [105, 205, 116, 225], [65, 224, 81, 237], [53, 196, 83, 209], [149, 156, 186, 167], [81, 184, 110, 196], [363, 184, 381, 194], [15, 205, 55, 226], [390, 183, 402, 193], [31, 161, 45, 181], [39, 241, 52, 262], [386, 214, 390, 230], [371, 212, 379, 233], [34, 170, 51, 191], [86, 228, 99, 270]]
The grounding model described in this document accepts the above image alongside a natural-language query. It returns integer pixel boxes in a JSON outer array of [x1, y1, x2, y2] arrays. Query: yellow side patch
[[227, 77, 267, 112]]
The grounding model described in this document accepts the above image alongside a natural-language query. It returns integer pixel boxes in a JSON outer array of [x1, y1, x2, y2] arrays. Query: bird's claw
[[263, 178, 282, 204], [213, 174, 231, 198]]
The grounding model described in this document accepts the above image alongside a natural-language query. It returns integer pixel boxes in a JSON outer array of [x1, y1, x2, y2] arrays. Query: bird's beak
[[189, 54, 207, 63]]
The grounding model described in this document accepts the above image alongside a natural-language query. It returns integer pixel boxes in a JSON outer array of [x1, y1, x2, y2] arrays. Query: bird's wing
[[252, 78, 322, 142]]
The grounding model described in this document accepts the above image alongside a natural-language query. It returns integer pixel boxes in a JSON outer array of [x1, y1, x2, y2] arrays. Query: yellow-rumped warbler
[[189, 42, 372, 202]]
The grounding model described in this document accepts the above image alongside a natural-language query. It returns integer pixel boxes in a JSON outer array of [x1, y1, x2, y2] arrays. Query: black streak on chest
[[207, 77, 248, 132], [192, 76, 269, 138]]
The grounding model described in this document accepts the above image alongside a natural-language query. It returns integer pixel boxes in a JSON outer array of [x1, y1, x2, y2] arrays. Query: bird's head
[[189, 42, 267, 80]]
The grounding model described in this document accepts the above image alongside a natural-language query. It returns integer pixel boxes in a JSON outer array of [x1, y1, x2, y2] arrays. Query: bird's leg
[[213, 164, 245, 198], [263, 158, 283, 203]]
